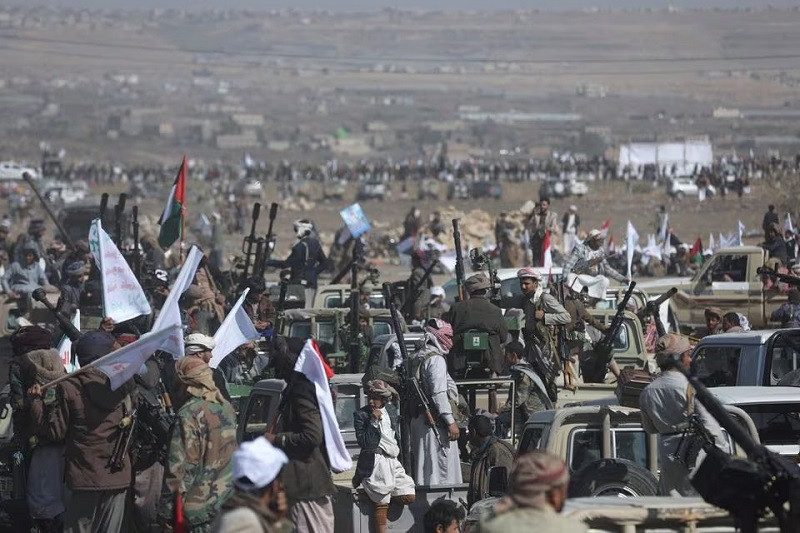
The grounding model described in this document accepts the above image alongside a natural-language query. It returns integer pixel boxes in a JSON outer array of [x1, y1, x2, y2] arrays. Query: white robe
[[361, 407, 415, 504], [411, 353, 463, 485]]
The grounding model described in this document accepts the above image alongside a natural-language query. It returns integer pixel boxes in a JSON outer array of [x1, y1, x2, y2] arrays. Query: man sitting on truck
[[352, 380, 415, 533], [496, 341, 551, 438], [770, 288, 800, 328], [467, 414, 514, 507], [690, 307, 723, 339]]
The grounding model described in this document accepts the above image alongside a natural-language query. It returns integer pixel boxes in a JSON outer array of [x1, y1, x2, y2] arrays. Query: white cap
[[184, 333, 216, 354], [232, 437, 288, 491], [430, 286, 445, 298]]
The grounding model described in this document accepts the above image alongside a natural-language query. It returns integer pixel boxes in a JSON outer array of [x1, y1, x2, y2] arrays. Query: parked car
[[0, 161, 38, 181], [356, 180, 387, 201], [539, 179, 588, 199], [236, 178, 263, 197], [447, 181, 502, 200], [667, 176, 715, 199]]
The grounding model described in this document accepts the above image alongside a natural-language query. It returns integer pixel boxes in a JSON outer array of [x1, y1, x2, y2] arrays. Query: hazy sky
[[14, 0, 800, 10]]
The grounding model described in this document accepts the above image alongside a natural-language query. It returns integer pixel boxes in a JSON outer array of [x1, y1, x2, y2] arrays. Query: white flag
[[295, 340, 352, 473], [209, 288, 260, 369], [152, 245, 203, 358], [659, 213, 669, 244], [88, 219, 151, 323], [95, 323, 184, 391], [738, 220, 745, 246], [626, 220, 639, 279], [57, 309, 81, 373], [785, 213, 794, 234]]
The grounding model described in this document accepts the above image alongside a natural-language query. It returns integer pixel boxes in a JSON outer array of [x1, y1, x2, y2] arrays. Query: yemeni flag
[[541, 230, 552, 270], [158, 155, 187, 249]]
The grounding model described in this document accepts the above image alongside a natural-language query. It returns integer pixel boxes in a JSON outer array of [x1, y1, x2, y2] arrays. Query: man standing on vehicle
[[639, 334, 728, 496], [477, 451, 587, 533], [467, 414, 515, 507], [265, 219, 327, 306], [496, 341, 551, 438], [515, 268, 570, 400], [690, 307, 723, 339]]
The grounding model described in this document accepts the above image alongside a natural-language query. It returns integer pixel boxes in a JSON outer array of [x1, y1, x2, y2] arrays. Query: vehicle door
[[765, 331, 800, 385], [690, 253, 751, 325], [692, 345, 746, 386]]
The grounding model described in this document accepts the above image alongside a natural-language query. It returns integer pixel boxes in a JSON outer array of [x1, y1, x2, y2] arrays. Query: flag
[[295, 340, 350, 472], [57, 310, 81, 373], [690, 236, 703, 257], [89, 219, 151, 323], [626, 221, 639, 279], [209, 288, 260, 369], [737, 220, 745, 246], [95, 323, 183, 391], [599, 219, 611, 238], [606, 233, 615, 254], [785, 213, 794, 234], [158, 155, 187, 249], [541, 230, 552, 270], [659, 213, 670, 244], [709, 233, 716, 253], [152, 245, 202, 358]]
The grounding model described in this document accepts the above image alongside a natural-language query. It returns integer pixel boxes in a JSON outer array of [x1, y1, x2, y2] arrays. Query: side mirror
[[487, 466, 508, 497]]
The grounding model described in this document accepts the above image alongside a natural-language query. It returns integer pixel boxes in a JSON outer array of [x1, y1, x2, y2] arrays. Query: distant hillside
[[13, 0, 800, 12]]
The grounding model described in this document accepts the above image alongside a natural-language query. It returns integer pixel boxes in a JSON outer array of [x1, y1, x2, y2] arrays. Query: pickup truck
[[638, 246, 786, 330], [312, 284, 385, 310], [691, 328, 800, 387]]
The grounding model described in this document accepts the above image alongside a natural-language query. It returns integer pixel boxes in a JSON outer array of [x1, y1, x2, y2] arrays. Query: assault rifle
[[453, 219, 466, 301], [384, 282, 446, 456], [553, 280, 575, 391], [587, 281, 636, 382], [241, 202, 261, 282], [683, 367, 800, 533], [109, 407, 137, 473], [757, 266, 800, 288]]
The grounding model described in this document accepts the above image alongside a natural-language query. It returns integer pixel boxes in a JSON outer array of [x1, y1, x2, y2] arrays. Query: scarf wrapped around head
[[175, 356, 225, 404], [493, 451, 569, 513], [425, 318, 453, 353], [366, 379, 398, 400]]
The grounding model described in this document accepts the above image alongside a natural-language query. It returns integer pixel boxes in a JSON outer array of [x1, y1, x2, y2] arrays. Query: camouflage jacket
[[503, 362, 548, 415], [158, 396, 238, 528]]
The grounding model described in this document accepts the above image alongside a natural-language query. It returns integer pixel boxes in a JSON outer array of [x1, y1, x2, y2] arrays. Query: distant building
[[713, 107, 741, 119], [217, 130, 260, 149]]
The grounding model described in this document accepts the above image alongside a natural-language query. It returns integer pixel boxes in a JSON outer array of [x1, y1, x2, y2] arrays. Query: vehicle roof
[[317, 283, 382, 293], [494, 267, 563, 280], [528, 404, 641, 425], [283, 307, 392, 319], [697, 328, 800, 346], [709, 386, 800, 405]]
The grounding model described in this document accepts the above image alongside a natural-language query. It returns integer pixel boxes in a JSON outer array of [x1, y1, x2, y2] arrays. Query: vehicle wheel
[[675, 191, 685, 200], [568, 459, 659, 498]]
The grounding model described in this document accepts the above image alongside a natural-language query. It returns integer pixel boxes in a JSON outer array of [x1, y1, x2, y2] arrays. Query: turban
[[175, 356, 225, 404], [232, 436, 288, 492], [366, 380, 398, 399], [184, 333, 216, 354], [654, 333, 691, 366], [10, 326, 53, 358], [465, 273, 490, 293], [425, 318, 453, 354], [75, 331, 116, 367], [516, 267, 540, 281], [495, 451, 569, 512]]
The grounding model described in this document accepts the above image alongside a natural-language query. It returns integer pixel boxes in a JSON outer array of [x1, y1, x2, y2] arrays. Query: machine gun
[[553, 280, 575, 391], [585, 281, 636, 383], [114, 193, 128, 248], [469, 247, 501, 305], [453, 219, 466, 301], [22, 172, 76, 250], [642, 287, 677, 337], [241, 202, 261, 282], [401, 251, 440, 320], [384, 282, 446, 466], [32, 288, 81, 342], [683, 368, 800, 533], [757, 266, 800, 288], [132, 205, 142, 279], [99, 193, 109, 220], [255, 203, 279, 277]]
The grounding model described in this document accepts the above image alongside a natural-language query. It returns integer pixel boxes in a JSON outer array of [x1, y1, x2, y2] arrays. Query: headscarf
[[75, 331, 116, 367], [10, 326, 53, 357], [366, 379, 398, 400], [494, 451, 569, 513], [425, 318, 453, 353], [175, 356, 225, 404]]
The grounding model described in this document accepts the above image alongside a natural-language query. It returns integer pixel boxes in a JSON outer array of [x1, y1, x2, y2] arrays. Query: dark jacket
[[352, 403, 399, 488], [468, 436, 515, 506], [267, 236, 327, 289], [447, 294, 508, 375], [274, 371, 335, 503], [12, 348, 65, 447], [30, 368, 135, 491]]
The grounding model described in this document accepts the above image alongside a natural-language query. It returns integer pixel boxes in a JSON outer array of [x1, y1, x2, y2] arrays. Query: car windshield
[[739, 404, 800, 446]]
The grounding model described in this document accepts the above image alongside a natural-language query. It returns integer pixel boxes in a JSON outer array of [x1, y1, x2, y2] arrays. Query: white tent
[[618, 140, 713, 178]]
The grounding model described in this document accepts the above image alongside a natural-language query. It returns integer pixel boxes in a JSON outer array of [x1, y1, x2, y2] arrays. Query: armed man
[[496, 341, 552, 439], [562, 229, 629, 298], [515, 268, 570, 400], [639, 334, 728, 496], [526, 198, 559, 267], [265, 219, 327, 305], [447, 273, 508, 379]]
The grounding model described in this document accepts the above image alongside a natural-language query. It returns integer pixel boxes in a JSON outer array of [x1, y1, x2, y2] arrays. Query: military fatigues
[[159, 396, 238, 531], [562, 240, 626, 282], [447, 294, 508, 375], [497, 362, 551, 437]]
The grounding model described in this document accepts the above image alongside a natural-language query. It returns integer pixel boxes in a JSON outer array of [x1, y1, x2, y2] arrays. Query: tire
[[568, 459, 659, 498]]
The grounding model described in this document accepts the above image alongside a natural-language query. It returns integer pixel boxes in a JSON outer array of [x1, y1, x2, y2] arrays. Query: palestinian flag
[[158, 155, 186, 249]]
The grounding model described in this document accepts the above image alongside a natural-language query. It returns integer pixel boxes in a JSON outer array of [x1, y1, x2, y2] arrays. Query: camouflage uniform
[[497, 361, 549, 436], [158, 396, 238, 531]]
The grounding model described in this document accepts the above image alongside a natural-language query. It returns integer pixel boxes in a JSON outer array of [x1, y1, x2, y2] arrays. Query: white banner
[[209, 288, 260, 369], [626, 221, 639, 279], [152, 245, 203, 358], [89, 219, 151, 323], [57, 309, 81, 373], [95, 323, 183, 391]]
